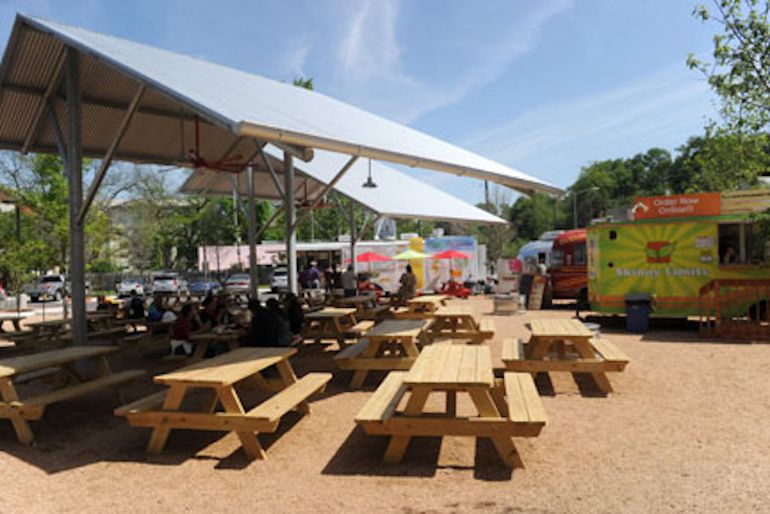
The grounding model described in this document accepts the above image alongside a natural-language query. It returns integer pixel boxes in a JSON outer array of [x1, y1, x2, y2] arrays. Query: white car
[[270, 267, 288, 292], [224, 273, 251, 295], [151, 272, 188, 295], [116, 278, 146, 297]]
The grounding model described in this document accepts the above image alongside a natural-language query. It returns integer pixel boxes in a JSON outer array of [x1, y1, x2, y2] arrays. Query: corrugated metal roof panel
[[0, 14, 561, 196]]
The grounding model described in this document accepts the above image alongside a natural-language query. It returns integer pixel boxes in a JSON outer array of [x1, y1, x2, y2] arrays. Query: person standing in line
[[341, 264, 357, 297]]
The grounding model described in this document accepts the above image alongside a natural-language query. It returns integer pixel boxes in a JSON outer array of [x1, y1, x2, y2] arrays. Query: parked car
[[224, 273, 251, 295], [116, 277, 147, 297], [270, 267, 288, 292], [188, 279, 222, 296], [151, 272, 188, 295], [26, 274, 66, 302]]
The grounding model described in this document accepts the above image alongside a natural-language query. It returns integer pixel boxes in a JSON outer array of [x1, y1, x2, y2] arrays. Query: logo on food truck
[[646, 241, 675, 263]]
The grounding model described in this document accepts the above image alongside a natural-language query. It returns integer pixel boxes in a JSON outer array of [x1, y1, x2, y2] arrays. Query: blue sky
[[0, 0, 718, 204]]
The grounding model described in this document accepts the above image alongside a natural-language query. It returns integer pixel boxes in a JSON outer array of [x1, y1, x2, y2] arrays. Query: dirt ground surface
[[0, 297, 768, 513]]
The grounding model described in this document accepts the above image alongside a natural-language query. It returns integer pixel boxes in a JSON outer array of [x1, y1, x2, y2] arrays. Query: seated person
[[124, 290, 146, 319], [169, 305, 202, 356], [146, 294, 165, 322], [239, 300, 292, 348], [283, 292, 305, 343]]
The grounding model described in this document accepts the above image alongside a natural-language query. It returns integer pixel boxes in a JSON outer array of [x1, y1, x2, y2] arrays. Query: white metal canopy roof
[[180, 148, 507, 225], [0, 14, 562, 196]]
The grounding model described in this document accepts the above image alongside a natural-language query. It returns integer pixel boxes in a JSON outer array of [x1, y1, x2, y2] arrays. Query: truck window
[[718, 223, 742, 264], [718, 222, 769, 265], [574, 242, 587, 265], [551, 250, 564, 267]]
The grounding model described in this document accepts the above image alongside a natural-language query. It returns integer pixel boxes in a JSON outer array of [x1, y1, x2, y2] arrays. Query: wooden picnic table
[[0, 310, 33, 333], [356, 344, 547, 467], [502, 318, 630, 394], [335, 319, 433, 389], [303, 307, 358, 345], [393, 294, 449, 319], [188, 329, 243, 361], [0, 345, 143, 444], [116, 347, 331, 460], [335, 295, 389, 321], [431, 306, 495, 343]]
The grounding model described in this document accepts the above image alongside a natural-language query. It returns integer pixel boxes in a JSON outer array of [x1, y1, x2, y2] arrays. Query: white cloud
[[332, 0, 573, 123], [465, 65, 716, 188], [284, 42, 310, 78]]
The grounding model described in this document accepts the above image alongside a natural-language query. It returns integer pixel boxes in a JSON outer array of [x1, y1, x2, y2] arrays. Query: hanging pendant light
[[362, 158, 377, 188]]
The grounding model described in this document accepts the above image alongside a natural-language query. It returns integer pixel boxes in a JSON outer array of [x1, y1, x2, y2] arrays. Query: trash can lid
[[625, 292, 651, 303]]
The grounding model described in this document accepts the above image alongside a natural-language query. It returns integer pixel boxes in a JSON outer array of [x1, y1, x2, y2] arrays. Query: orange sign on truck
[[632, 192, 721, 220]]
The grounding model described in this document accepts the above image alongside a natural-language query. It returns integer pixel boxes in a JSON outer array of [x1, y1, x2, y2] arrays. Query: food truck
[[587, 190, 770, 317], [549, 229, 588, 302]]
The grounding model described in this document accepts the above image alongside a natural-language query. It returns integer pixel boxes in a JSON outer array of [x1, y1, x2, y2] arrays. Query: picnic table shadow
[[0, 384, 327, 473], [321, 425, 514, 481]]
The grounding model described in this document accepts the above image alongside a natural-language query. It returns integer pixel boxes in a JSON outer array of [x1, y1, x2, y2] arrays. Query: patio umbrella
[[392, 249, 432, 260], [432, 249, 470, 279], [345, 251, 392, 276]]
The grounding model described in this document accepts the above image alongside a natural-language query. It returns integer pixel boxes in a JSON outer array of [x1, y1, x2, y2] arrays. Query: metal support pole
[[349, 201, 357, 275], [573, 194, 578, 229], [246, 165, 259, 298], [290, 155, 358, 233], [64, 48, 87, 346], [284, 153, 298, 294]]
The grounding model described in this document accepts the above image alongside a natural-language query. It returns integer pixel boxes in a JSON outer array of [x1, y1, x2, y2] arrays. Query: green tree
[[689, 0, 770, 131], [670, 129, 770, 192]]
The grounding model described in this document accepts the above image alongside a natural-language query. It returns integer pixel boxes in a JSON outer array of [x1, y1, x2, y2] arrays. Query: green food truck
[[587, 190, 770, 319]]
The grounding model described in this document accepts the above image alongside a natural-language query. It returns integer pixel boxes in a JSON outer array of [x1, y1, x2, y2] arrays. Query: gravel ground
[[0, 298, 768, 513]]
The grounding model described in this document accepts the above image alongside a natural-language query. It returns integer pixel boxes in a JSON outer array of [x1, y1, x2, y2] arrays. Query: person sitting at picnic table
[[169, 304, 203, 356], [396, 265, 417, 302], [146, 294, 165, 322], [239, 300, 292, 347], [201, 292, 227, 327], [283, 292, 304, 344], [341, 264, 357, 297], [124, 290, 146, 319]]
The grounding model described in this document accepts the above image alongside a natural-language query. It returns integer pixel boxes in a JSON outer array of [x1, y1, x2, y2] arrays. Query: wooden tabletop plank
[[154, 347, 296, 386], [437, 345, 464, 383], [27, 319, 72, 328], [366, 319, 431, 339], [407, 295, 447, 304], [530, 318, 593, 338], [305, 307, 357, 319], [0, 345, 118, 377], [405, 344, 494, 387]]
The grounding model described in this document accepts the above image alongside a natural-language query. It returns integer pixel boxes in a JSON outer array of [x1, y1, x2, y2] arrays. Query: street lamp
[[573, 186, 599, 229]]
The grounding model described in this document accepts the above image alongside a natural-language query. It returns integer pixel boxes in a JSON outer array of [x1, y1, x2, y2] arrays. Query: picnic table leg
[[468, 387, 522, 468], [445, 390, 456, 416], [275, 360, 310, 414], [571, 338, 612, 394], [350, 339, 382, 389], [94, 355, 126, 404], [0, 377, 34, 445], [216, 385, 266, 460], [13, 319, 23, 332], [147, 383, 187, 454], [383, 386, 431, 463]]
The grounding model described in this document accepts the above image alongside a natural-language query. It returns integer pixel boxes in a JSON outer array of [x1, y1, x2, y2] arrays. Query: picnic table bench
[[355, 344, 547, 467], [303, 307, 358, 345], [430, 307, 494, 343], [116, 347, 331, 460], [501, 319, 630, 394], [0, 345, 144, 444], [334, 319, 433, 388]]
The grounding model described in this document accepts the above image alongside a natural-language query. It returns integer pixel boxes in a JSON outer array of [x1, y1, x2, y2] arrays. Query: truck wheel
[[54, 290, 62, 302], [30, 296, 38, 303]]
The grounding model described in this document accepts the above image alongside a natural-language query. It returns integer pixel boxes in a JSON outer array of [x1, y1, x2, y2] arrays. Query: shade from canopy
[[0, 14, 562, 196]]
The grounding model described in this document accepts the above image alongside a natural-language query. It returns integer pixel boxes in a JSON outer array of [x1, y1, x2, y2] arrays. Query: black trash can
[[625, 293, 652, 333]]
